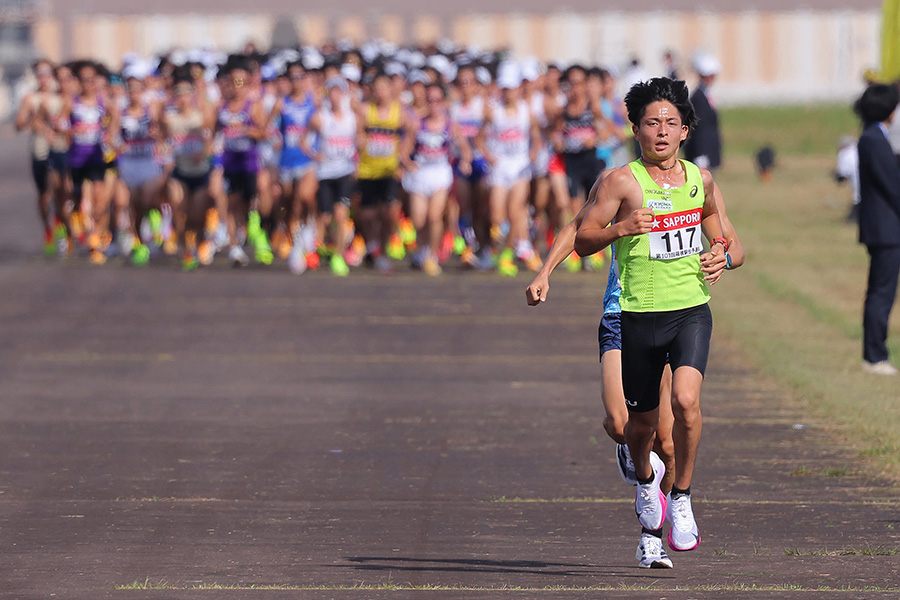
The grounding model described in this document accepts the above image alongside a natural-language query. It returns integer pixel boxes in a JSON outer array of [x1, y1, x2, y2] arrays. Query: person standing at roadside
[[855, 83, 900, 376], [683, 54, 720, 172]]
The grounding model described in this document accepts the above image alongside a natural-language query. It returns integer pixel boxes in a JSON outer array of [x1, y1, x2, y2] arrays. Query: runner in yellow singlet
[[575, 77, 744, 569], [356, 71, 413, 274]]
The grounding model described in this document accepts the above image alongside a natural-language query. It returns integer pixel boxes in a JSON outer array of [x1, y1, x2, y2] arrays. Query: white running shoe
[[287, 245, 307, 275], [667, 492, 701, 551], [862, 360, 899, 376], [118, 232, 135, 256], [616, 443, 638, 486], [228, 245, 250, 267], [635, 532, 673, 569], [213, 223, 229, 252], [635, 451, 666, 531]]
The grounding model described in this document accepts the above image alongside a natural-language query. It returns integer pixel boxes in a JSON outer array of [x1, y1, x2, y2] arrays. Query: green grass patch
[[114, 496, 223, 503], [720, 103, 857, 158], [784, 546, 900, 557], [487, 495, 627, 504], [708, 106, 900, 482], [789, 466, 852, 478]]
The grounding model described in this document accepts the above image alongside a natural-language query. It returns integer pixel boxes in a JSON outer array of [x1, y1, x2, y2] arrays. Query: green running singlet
[[615, 159, 711, 313]]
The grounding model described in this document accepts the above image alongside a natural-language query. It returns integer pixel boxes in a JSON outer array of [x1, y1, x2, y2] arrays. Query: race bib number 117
[[648, 207, 703, 260]]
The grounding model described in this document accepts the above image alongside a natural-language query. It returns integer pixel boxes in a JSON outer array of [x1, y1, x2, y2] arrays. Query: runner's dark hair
[[624, 77, 697, 133], [172, 65, 193, 83]]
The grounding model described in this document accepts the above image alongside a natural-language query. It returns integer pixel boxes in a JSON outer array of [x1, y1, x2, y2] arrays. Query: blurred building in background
[[9, 0, 888, 104]]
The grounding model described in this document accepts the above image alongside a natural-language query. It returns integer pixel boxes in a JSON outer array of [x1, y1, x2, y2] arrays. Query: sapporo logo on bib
[[648, 207, 703, 260]]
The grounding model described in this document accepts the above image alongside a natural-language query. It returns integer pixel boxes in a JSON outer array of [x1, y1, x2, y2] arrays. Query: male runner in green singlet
[[574, 77, 743, 566]]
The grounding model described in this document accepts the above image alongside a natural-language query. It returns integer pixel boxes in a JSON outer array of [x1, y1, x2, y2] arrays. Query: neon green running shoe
[[564, 252, 582, 273], [181, 251, 199, 271], [147, 209, 162, 242], [247, 211, 262, 246], [498, 257, 518, 277], [254, 232, 274, 265], [453, 235, 467, 256], [588, 252, 606, 270], [386, 234, 406, 260], [131, 243, 150, 266], [498, 248, 518, 277], [53, 222, 67, 243], [43, 232, 56, 256], [330, 254, 350, 277]]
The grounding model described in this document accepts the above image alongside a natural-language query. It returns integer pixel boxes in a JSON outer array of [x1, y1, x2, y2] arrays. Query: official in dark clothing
[[855, 83, 900, 375], [684, 54, 721, 171]]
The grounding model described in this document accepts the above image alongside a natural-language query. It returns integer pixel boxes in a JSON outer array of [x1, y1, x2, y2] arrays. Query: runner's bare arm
[[105, 103, 120, 149], [348, 95, 362, 115], [574, 167, 651, 257], [612, 99, 629, 142], [592, 102, 611, 144], [15, 94, 33, 132], [148, 101, 163, 141], [248, 101, 267, 140], [265, 98, 283, 132], [355, 104, 368, 150], [307, 112, 323, 161], [543, 93, 561, 124], [202, 102, 217, 133], [398, 119, 416, 171], [528, 115, 541, 164], [33, 102, 56, 144], [550, 112, 565, 154], [55, 97, 73, 143], [474, 112, 493, 165], [452, 122, 472, 175]]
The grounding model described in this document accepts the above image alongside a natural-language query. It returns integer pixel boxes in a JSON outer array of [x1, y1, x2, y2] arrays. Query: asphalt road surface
[[0, 135, 898, 599]]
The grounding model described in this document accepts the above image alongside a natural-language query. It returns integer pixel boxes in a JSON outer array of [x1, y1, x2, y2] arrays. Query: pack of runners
[[16, 43, 635, 275]]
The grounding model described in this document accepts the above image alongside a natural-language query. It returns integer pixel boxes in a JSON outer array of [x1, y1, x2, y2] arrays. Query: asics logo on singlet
[[690, 185, 699, 198]]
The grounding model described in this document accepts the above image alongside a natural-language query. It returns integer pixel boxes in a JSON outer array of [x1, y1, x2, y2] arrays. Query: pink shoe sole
[[667, 530, 701, 552]]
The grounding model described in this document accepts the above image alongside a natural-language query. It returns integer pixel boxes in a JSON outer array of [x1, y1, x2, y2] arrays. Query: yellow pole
[[882, 0, 900, 82]]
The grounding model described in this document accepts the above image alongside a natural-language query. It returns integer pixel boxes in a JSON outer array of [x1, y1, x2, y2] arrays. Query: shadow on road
[[336, 556, 673, 579]]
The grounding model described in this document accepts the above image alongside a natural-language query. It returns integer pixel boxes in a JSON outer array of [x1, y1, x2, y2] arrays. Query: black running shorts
[[318, 175, 355, 214], [224, 171, 257, 203], [358, 177, 395, 208], [173, 169, 211, 194], [563, 150, 604, 200], [621, 303, 712, 413], [32, 158, 49, 195], [71, 163, 107, 203]]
